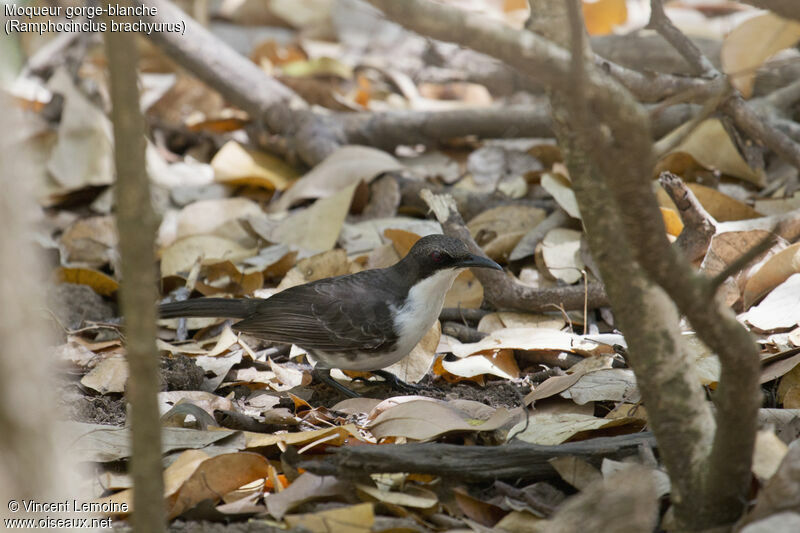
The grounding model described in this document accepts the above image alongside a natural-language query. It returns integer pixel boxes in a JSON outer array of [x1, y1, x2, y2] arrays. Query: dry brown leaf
[[169, 452, 270, 518], [271, 182, 358, 251], [467, 205, 546, 260], [384, 228, 422, 257], [778, 363, 800, 406], [541, 228, 585, 284], [55, 267, 119, 296], [582, 0, 627, 35], [524, 356, 614, 404], [657, 119, 764, 185], [266, 472, 352, 520], [356, 483, 438, 509], [721, 13, 800, 98], [541, 172, 581, 219], [367, 399, 517, 441], [159, 235, 256, 278], [441, 350, 520, 380], [660, 207, 684, 237], [560, 368, 640, 404], [284, 502, 374, 533], [274, 145, 403, 210], [656, 182, 761, 222], [80, 354, 128, 394], [194, 260, 264, 297], [453, 487, 506, 527], [47, 68, 114, 191], [243, 424, 360, 449], [743, 243, 800, 308], [60, 215, 117, 266], [550, 456, 602, 490], [269, 358, 311, 389], [158, 391, 235, 419], [277, 249, 349, 289], [741, 274, 800, 331], [700, 230, 773, 307], [384, 321, 440, 383], [452, 327, 613, 358], [174, 198, 266, 245], [478, 311, 566, 334], [211, 140, 299, 190], [753, 430, 789, 480], [510, 412, 641, 445], [444, 270, 484, 309]]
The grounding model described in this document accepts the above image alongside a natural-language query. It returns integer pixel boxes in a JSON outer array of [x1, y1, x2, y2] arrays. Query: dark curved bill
[[458, 253, 503, 271]]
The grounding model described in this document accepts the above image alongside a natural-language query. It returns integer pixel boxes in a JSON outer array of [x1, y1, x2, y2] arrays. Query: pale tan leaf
[[169, 452, 270, 518], [656, 182, 761, 222], [80, 354, 128, 394], [384, 322, 440, 383], [753, 430, 789, 481], [444, 270, 484, 309], [722, 13, 800, 98], [284, 502, 374, 533], [467, 205, 546, 260], [477, 311, 566, 334], [274, 145, 403, 210], [367, 399, 518, 441], [55, 267, 119, 296], [582, 0, 627, 36], [356, 483, 437, 509], [452, 327, 613, 358], [174, 197, 266, 245], [658, 119, 764, 185], [266, 472, 351, 520], [160, 235, 255, 277], [541, 172, 581, 219], [211, 140, 299, 190], [741, 274, 800, 330], [509, 412, 640, 445], [271, 182, 358, 251], [542, 228, 584, 284], [743, 243, 800, 308], [550, 456, 602, 490], [441, 351, 520, 380]]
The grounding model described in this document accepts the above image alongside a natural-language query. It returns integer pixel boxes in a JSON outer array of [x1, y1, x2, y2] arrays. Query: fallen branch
[[658, 172, 717, 261], [292, 433, 656, 482], [421, 190, 608, 312]]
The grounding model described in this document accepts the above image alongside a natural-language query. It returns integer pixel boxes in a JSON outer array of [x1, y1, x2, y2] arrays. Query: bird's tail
[[158, 298, 261, 319]]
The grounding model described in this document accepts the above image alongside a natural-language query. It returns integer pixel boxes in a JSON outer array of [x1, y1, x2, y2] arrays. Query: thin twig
[[647, 0, 717, 77]]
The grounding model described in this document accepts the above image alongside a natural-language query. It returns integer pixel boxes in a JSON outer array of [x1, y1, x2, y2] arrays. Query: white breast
[[308, 268, 463, 372], [390, 267, 462, 359]]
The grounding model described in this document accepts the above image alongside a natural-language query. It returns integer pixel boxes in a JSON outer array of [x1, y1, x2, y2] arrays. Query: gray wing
[[232, 270, 403, 353]]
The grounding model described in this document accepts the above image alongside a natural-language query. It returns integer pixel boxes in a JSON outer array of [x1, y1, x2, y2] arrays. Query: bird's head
[[403, 234, 503, 278]]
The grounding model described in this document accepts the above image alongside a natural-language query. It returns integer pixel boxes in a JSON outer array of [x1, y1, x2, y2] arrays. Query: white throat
[[392, 267, 462, 354]]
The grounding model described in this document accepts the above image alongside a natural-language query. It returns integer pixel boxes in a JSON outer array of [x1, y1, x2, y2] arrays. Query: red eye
[[430, 251, 444, 263]]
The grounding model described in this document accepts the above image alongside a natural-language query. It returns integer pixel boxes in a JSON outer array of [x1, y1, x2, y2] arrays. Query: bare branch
[[658, 172, 717, 262], [648, 0, 717, 77], [739, 0, 800, 22], [105, 5, 165, 531]]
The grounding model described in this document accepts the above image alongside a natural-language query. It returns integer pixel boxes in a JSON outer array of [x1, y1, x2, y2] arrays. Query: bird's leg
[[371, 370, 425, 394], [312, 368, 360, 398]]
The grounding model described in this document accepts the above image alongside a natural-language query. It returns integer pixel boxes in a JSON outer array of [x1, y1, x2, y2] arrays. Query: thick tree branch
[[105, 6, 165, 532], [740, 0, 800, 22], [292, 433, 656, 482], [421, 191, 608, 312]]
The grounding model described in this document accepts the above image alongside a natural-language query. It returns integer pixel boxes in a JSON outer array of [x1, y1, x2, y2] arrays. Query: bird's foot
[[312, 368, 360, 398], [371, 370, 425, 394]]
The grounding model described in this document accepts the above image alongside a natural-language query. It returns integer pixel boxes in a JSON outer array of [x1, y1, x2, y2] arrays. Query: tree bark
[[105, 5, 166, 532]]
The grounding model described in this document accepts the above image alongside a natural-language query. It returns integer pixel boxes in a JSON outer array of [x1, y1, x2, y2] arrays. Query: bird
[[159, 234, 502, 397]]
